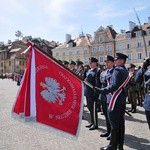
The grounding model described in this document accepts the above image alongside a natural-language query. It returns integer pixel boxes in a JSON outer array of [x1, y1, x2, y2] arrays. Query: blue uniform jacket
[[106, 68, 114, 104], [135, 67, 150, 111], [99, 65, 128, 105], [85, 68, 97, 97]]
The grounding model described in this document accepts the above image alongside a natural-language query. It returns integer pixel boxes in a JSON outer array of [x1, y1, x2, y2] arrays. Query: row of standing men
[[84, 53, 128, 150], [65, 54, 150, 150]]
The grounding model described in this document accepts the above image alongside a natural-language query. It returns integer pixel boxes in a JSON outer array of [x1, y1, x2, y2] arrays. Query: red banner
[[12, 44, 84, 137]]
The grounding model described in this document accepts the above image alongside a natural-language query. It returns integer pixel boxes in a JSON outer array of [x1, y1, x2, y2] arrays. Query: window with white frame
[[137, 52, 142, 59], [69, 51, 72, 55], [126, 33, 131, 38], [107, 45, 112, 51], [99, 46, 104, 52], [56, 53, 59, 56], [77, 50, 80, 55], [62, 52, 65, 56], [148, 52, 150, 58], [84, 57, 89, 63], [92, 47, 97, 53], [99, 56, 104, 62], [127, 53, 132, 60], [116, 44, 122, 51], [136, 31, 142, 37], [127, 44, 131, 49], [137, 42, 142, 48], [84, 49, 88, 54], [99, 37, 103, 42]]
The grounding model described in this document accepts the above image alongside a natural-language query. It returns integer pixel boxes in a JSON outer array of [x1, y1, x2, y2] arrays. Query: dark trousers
[[87, 96, 94, 124], [108, 103, 126, 149], [86, 96, 98, 126], [93, 100, 98, 126], [145, 110, 150, 129], [101, 100, 111, 133], [108, 102, 126, 129]]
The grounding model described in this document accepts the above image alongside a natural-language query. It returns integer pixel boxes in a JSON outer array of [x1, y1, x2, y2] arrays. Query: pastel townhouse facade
[[0, 41, 28, 75], [116, 17, 150, 67], [52, 33, 92, 64], [90, 26, 117, 66]]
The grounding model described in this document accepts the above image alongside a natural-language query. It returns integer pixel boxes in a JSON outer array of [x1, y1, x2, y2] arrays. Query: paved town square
[[0, 79, 150, 150]]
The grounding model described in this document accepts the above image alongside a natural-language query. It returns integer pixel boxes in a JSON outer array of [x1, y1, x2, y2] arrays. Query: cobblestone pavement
[[0, 79, 150, 150]]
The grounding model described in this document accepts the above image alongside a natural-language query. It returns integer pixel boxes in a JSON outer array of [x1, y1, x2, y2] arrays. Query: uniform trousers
[[101, 100, 111, 132], [108, 102, 126, 129], [86, 96, 98, 126], [145, 110, 150, 129]]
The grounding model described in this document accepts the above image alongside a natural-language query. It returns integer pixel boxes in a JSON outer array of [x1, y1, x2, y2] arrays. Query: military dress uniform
[[99, 55, 115, 139], [85, 57, 99, 130], [128, 64, 137, 113], [96, 53, 128, 150], [75, 61, 84, 79], [62, 60, 69, 68], [69, 60, 77, 73], [135, 58, 150, 129]]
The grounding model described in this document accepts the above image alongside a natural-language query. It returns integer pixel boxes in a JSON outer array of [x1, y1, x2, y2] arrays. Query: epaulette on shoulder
[[115, 66, 122, 71]]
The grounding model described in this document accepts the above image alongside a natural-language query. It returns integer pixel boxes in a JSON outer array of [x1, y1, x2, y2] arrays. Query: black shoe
[[131, 106, 136, 113], [85, 123, 93, 128], [82, 116, 84, 120], [128, 109, 133, 112], [100, 132, 110, 137], [100, 145, 114, 150], [97, 109, 101, 112], [107, 135, 111, 140], [89, 125, 98, 130], [131, 109, 136, 113]]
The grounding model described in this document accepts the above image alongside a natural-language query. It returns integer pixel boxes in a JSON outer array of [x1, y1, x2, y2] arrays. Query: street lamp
[[15, 30, 23, 40]]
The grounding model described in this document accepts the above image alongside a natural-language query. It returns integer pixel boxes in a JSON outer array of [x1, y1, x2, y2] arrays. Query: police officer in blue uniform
[[135, 58, 150, 129], [85, 57, 99, 130], [95, 53, 128, 150], [100, 55, 115, 140]]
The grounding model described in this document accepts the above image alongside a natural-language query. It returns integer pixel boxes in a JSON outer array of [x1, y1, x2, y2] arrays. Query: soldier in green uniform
[[62, 60, 69, 68], [69, 60, 77, 73], [128, 64, 137, 113]]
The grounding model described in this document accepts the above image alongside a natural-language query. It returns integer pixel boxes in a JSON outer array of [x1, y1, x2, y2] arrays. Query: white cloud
[[45, 0, 75, 25], [0, 0, 29, 15], [93, 3, 149, 20], [44, 0, 85, 35]]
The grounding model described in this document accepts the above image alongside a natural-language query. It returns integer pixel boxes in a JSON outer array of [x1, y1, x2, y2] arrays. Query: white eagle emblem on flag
[[40, 77, 66, 105]]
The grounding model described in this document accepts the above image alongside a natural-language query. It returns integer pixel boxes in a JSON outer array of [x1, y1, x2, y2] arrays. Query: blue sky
[[0, 0, 150, 43]]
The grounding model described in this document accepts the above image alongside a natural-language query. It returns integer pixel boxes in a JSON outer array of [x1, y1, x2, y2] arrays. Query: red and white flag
[[12, 43, 84, 137]]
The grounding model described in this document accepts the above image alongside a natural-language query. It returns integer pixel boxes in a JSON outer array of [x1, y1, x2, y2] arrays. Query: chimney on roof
[[66, 34, 71, 43], [148, 17, 150, 25], [86, 34, 92, 38], [120, 29, 126, 33], [107, 25, 113, 29], [79, 32, 85, 38], [8, 40, 11, 44], [0, 41, 4, 46], [129, 21, 136, 31]]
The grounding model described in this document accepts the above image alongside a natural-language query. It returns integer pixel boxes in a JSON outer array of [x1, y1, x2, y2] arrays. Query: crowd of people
[[62, 53, 150, 150], [0, 72, 23, 86]]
